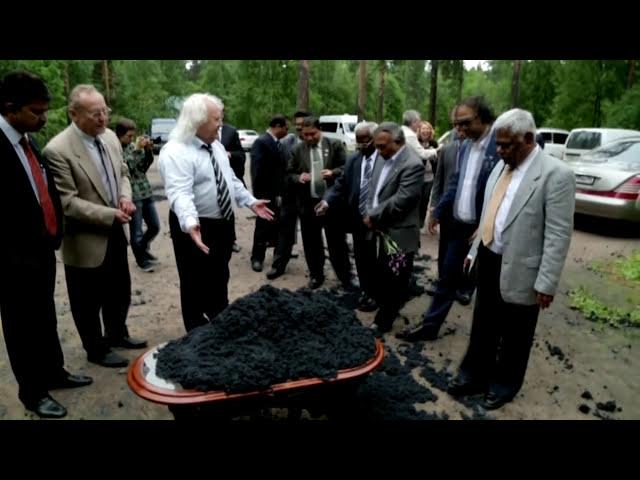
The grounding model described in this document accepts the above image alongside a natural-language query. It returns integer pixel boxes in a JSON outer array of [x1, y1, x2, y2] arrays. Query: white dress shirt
[[159, 136, 257, 232], [487, 145, 539, 254], [455, 127, 492, 223], [0, 114, 44, 201], [372, 146, 405, 208]]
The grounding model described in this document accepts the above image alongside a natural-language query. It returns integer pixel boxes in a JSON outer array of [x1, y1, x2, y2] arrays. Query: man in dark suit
[[287, 116, 354, 290], [397, 96, 500, 342], [249, 114, 290, 272], [0, 71, 92, 418], [219, 107, 245, 253], [315, 120, 381, 311], [364, 122, 424, 333], [425, 116, 470, 301]]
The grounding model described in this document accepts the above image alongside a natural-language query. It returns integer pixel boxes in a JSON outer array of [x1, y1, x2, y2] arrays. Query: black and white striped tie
[[359, 157, 372, 216], [202, 144, 234, 221]]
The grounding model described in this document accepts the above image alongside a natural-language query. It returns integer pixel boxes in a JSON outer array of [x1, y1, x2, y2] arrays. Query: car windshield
[[584, 140, 640, 167], [567, 131, 601, 149], [152, 121, 176, 134]]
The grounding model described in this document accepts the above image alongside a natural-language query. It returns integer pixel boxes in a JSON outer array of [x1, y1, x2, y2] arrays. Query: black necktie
[[202, 144, 234, 221], [95, 139, 116, 206]]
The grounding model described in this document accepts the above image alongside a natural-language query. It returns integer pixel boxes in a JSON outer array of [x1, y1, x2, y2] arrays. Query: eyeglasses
[[83, 107, 112, 119], [356, 140, 373, 148], [496, 140, 520, 150], [453, 115, 477, 128]]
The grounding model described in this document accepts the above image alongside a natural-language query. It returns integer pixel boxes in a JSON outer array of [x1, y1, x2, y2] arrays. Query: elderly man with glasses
[[44, 84, 147, 370]]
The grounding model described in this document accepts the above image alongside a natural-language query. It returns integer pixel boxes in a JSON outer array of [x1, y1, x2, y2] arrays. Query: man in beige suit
[[44, 84, 147, 368], [448, 108, 575, 410]]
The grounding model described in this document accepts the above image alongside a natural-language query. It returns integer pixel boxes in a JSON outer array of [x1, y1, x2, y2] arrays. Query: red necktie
[[19, 136, 58, 237]]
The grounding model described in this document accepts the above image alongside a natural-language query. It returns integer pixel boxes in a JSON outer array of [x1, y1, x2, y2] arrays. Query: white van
[[537, 127, 569, 159], [563, 127, 640, 161], [318, 114, 358, 152]]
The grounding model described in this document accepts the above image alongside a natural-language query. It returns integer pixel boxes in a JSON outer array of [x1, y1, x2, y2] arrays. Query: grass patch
[[569, 286, 640, 329], [590, 250, 640, 285]]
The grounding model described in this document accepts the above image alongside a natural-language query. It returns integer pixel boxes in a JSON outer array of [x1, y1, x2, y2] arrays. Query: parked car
[[563, 127, 640, 162], [319, 114, 357, 152], [567, 136, 640, 222], [150, 118, 176, 154], [238, 129, 259, 151], [537, 127, 569, 159]]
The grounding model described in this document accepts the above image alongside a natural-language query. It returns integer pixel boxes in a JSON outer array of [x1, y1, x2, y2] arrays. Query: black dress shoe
[[357, 295, 378, 312], [49, 372, 93, 389], [340, 277, 359, 292], [232, 242, 241, 253], [455, 290, 472, 306], [108, 336, 148, 349], [266, 267, 284, 280], [308, 277, 324, 289], [481, 391, 513, 410], [87, 351, 129, 368], [251, 260, 263, 272], [425, 280, 438, 296], [447, 373, 486, 397], [395, 324, 439, 342], [26, 396, 67, 419]]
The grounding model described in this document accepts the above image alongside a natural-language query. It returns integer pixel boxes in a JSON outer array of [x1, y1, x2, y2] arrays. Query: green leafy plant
[[569, 286, 640, 328]]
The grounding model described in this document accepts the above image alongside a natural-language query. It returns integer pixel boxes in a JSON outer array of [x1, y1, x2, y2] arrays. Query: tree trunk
[[102, 60, 111, 104], [593, 60, 604, 127], [296, 60, 310, 112], [357, 60, 367, 122], [627, 60, 636, 90], [377, 61, 386, 123], [428, 60, 438, 125], [511, 60, 522, 108]]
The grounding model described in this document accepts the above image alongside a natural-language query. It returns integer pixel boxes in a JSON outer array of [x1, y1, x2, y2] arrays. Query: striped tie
[[359, 156, 372, 216], [202, 144, 234, 221]]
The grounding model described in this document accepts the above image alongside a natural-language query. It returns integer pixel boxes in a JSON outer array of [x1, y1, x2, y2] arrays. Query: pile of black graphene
[[155, 285, 376, 393]]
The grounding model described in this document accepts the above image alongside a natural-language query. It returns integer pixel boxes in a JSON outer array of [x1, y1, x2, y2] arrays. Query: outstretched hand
[[251, 199, 274, 220], [188, 224, 210, 255]]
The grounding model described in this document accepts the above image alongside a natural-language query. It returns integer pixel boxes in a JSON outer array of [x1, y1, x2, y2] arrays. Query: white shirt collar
[[0, 114, 23, 146]]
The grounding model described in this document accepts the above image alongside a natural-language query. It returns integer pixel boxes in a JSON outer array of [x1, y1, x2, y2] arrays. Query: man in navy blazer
[[315, 121, 381, 311], [398, 96, 500, 342], [0, 71, 92, 418], [249, 114, 290, 272]]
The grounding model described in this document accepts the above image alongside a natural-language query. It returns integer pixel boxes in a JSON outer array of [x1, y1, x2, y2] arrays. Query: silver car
[[568, 137, 640, 222]]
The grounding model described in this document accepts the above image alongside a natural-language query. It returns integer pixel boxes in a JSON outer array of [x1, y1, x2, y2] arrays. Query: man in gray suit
[[365, 122, 424, 333], [448, 108, 575, 410]]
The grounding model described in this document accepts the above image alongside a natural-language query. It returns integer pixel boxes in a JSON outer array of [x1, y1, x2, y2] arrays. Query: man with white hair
[[159, 93, 274, 332], [447, 108, 575, 410]]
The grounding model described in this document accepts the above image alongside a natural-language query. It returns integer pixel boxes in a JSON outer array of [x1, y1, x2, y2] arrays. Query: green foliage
[[613, 250, 640, 282], [569, 286, 640, 328], [2, 59, 639, 147]]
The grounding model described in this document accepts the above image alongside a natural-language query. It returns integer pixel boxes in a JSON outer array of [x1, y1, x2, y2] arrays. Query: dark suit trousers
[[299, 198, 351, 281], [352, 223, 377, 298], [0, 250, 64, 406], [251, 203, 280, 262], [271, 192, 298, 271], [65, 225, 131, 357], [169, 211, 234, 332], [422, 219, 476, 330], [372, 245, 414, 325], [459, 244, 539, 398]]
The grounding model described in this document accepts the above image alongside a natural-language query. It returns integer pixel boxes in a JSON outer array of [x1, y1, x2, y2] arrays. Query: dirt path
[[1, 156, 638, 420]]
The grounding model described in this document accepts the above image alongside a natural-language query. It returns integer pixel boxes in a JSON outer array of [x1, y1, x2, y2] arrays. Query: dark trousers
[[299, 199, 351, 281], [422, 219, 476, 331], [251, 202, 281, 262], [418, 180, 433, 229], [352, 223, 377, 298], [169, 211, 234, 332], [131, 197, 160, 265], [65, 225, 131, 358], [271, 193, 298, 272], [0, 250, 64, 406], [372, 243, 414, 328], [459, 244, 539, 398]]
